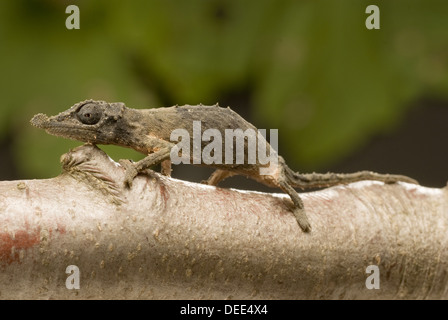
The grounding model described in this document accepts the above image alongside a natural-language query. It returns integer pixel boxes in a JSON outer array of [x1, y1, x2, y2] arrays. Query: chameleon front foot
[[119, 159, 138, 188]]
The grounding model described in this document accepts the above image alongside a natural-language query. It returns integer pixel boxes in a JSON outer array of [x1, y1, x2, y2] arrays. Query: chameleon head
[[30, 100, 126, 144]]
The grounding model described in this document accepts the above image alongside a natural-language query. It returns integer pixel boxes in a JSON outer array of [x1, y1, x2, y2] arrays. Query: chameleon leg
[[202, 169, 236, 186], [120, 147, 171, 187], [277, 179, 311, 233]]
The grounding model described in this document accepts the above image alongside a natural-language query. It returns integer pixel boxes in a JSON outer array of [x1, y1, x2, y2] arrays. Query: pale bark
[[0, 144, 447, 299]]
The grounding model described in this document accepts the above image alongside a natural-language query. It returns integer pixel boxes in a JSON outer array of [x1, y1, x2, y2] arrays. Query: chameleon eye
[[77, 103, 102, 125]]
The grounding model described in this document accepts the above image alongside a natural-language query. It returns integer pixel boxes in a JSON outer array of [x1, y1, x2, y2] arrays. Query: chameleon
[[30, 99, 418, 232]]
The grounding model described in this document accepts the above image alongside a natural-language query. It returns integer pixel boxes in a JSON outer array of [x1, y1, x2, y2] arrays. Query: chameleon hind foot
[[292, 207, 312, 233]]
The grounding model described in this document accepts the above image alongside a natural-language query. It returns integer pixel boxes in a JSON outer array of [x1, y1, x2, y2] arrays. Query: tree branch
[[0, 144, 447, 299]]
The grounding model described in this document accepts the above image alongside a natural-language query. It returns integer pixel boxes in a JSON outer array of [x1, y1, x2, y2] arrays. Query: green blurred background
[[0, 0, 447, 190]]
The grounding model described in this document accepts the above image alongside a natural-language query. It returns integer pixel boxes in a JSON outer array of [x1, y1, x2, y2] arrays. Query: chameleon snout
[[30, 113, 50, 129]]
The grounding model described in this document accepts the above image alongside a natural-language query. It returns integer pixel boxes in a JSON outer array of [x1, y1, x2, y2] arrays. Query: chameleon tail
[[284, 165, 418, 189]]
